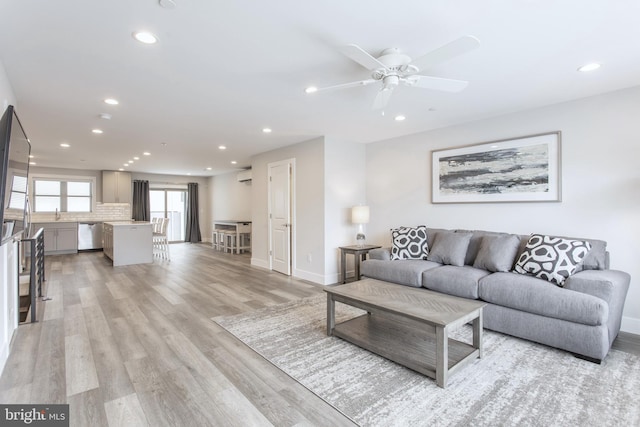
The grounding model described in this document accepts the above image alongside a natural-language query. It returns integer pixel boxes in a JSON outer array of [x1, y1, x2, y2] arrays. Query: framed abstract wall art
[[432, 132, 561, 203]]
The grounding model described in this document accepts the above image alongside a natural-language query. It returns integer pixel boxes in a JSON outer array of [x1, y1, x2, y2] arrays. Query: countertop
[[104, 221, 152, 226]]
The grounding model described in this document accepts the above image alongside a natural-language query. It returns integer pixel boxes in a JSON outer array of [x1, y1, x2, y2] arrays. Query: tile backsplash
[[30, 203, 131, 223]]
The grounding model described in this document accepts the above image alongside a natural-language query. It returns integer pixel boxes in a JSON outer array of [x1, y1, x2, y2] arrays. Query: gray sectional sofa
[[361, 227, 631, 362]]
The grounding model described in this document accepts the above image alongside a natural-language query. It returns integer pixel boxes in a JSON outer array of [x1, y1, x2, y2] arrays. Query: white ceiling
[[1, 1, 639, 177]]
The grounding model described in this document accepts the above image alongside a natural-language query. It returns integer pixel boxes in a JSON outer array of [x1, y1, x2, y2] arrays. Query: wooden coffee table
[[325, 278, 486, 388]]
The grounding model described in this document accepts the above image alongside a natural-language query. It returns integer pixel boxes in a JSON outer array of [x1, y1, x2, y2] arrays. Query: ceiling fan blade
[[372, 88, 393, 110], [403, 75, 469, 92], [340, 44, 388, 70], [311, 78, 377, 93], [409, 35, 480, 72]]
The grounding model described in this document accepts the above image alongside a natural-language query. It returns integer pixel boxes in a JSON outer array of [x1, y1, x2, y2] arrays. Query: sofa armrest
[[564, 270, 630, 306], [564, 269, 630, 344], [369, 247, 392, 260]]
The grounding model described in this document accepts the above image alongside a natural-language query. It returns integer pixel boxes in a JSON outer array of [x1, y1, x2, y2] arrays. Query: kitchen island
[[103, 221, 153, 267]]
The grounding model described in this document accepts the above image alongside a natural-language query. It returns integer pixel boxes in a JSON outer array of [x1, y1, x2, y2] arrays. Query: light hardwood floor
[[1, 243, 638, 426], [0, 244, 356, 426]]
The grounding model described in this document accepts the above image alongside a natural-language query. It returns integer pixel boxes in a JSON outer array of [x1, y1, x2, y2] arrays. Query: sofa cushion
[[569, 237, 607, 271], [426, 231, 472, 266], [391, 225, 429, 260], [422, 265, 490, 299], [479, 272, 608, 326], [368, 247, 392, 261], [473, 234, 521, 272], [361, 259, 440, 287], [513, 234, 592, 286], [462, 230, 502, 266]]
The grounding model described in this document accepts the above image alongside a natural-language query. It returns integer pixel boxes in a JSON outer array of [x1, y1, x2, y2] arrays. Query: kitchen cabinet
[[103, 221, 153, 266], [32, 222, 78, 255], [102, 171, 132, 203]]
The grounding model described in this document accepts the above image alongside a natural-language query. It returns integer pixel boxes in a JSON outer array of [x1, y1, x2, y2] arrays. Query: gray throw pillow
[[426, 231, 472, 266], [473, 234, 521, 272]]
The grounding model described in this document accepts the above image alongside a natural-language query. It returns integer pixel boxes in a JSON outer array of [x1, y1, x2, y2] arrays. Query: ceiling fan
[[306, 35, 480, 110]]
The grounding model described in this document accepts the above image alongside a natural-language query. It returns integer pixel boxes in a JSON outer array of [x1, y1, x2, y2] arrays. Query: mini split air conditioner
[[237, 169, 252, 182]]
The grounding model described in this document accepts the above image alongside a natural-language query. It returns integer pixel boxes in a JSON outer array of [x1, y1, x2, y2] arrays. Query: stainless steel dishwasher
[[78, 222, 103, 250]]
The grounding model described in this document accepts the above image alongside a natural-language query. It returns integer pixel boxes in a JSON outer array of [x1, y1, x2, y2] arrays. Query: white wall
[[250, 136, 367, 285], [366, 86, 640, 333], [324, 137, 366, 283], [0, 60, 16, 111], [251, 137, 326, 282], [209, 171, 252, 238]]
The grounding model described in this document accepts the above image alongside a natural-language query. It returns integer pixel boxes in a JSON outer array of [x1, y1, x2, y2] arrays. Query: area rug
[[212, 295, 640, 426]]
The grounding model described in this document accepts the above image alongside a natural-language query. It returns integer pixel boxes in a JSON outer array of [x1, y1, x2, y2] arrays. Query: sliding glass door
[[150, 189, 187, 242]]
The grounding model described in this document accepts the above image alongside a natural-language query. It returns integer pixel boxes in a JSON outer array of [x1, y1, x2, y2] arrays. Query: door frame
[[267, 158, 296, 274]]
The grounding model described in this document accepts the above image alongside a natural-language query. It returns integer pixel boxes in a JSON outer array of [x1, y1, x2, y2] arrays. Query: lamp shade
[[351, 205, 370, 224]]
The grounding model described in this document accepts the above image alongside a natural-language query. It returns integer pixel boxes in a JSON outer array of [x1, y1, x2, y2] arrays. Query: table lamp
[[351, 205, 370, 248]]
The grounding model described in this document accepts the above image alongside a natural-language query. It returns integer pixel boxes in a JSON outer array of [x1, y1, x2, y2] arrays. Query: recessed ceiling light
[[29, 155, 34, 159], [394, 115, 406, 121], [99, 113, 112, 120], [104, 98, 119, 105], [578, 62, 601, 72], [133, 156, 139, 160], [128, 160, 134, 163], [218, 145, 226, 150], [187, 173, 191, 176], [119, 168, 124, 171], [143, 152, 151, 156], [262, 128, 272, 133], [92, 129, 103, 134], [29, 162, 36, 165], [305, 86, 318, 94], [60, 143, 70, 148], [132, 31, 158, 44], [231, 161, 237, 165], [206, 167, 212, 171], [123, 163, 129, 167]]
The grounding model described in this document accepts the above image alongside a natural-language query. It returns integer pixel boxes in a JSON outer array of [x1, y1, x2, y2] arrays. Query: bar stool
[[222, 230, 237, 253], [153, 218, 170, 260], [217, 230, 227, 251], [211, 230, 222, 250], [238, 232, 251, 253]]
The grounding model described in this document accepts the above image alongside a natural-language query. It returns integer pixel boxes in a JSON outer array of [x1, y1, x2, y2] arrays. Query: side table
[[339, 245, 382, 284]]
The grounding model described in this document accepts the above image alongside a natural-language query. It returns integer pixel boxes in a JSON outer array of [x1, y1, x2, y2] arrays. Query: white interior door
[[269, 160, 292, 275]]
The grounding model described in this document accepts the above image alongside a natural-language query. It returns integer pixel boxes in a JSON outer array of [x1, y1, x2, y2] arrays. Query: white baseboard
[[292, 268, 330, 285], [250, 258, 269, 270], [621, 316, 640, 335]]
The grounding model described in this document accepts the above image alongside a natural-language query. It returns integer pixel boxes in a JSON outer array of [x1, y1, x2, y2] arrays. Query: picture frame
[[432, 131, 561, 203]]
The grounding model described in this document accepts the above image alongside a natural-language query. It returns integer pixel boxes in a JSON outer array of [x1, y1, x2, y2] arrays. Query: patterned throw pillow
[[513, 234, 592, 286], [391, 226, 429, 260]]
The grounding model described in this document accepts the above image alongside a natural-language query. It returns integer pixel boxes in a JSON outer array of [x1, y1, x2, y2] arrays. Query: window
[[33, 178, 93, 213], [8, 173, 28, 210]]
